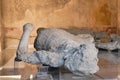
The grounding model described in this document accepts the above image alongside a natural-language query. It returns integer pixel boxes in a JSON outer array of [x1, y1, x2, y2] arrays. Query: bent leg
[[20, 51, 64, 67], [96, 41, 118, 50]]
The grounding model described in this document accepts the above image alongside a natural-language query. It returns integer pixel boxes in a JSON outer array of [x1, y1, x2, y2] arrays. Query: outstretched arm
[[16, 23, 34, 60]]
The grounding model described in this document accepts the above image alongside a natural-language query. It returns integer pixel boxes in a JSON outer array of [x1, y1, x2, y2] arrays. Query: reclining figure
[[96, 34, 120, 56], [16, 23, 99, 76]]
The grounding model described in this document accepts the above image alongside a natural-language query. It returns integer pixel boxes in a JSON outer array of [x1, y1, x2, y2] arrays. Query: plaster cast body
[[16, 23, 99, 76], [96, 34, 120, 50]]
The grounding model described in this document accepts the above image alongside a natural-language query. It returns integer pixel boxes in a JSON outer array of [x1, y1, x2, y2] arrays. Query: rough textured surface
[[1, 0, 117, 28], [0, 0, 2, 52], [96, 34, 120, 50], [16, 23, 99, 76], [0, 0, 118, 48], [96, 34, 120, 57], [118, 0, 120, 35], [0, 0, 2, 66]]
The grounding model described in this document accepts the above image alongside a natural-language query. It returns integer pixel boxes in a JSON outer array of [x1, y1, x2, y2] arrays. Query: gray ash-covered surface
[[16, 24, 99, 78]]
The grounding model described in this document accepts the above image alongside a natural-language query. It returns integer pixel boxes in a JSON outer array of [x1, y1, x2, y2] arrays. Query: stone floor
[[0, 48, 120, 80]]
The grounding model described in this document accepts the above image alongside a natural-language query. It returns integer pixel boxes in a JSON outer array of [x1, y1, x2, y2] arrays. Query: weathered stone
[[96, 34, 120, 50], [96, 34, 120, 57], [0, 0, 2, 52], [1, 0, 118, 49], [118, 0, 120, 35], [16, 23, 99, 76], [110, 34, 120, 41]]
